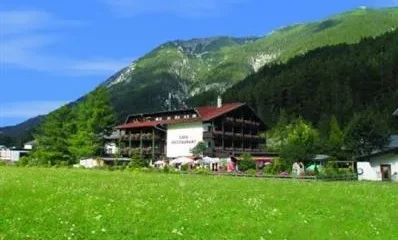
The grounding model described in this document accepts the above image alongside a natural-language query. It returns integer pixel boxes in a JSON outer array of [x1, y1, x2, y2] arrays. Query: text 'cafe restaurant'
[[114, 100, 276, 165]]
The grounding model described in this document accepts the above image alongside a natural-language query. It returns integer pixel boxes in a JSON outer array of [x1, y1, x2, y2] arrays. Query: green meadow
[[1, 167, 398, 240]]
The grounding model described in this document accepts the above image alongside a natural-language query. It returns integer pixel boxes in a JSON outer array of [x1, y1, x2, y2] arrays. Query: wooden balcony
[[119, 134, 164, 141], [223, 117, 261, 127], [207, 147, 271, 157], [118, 147, 163, 156]]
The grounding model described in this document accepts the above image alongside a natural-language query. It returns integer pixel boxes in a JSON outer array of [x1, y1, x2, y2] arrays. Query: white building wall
[[105, 142, 118, 155], [24, 144, 33, 150], [79, 159, 101, 168], [0, 149, 11, 160], [357, 153, 398, 181], [166, 122, 203, 158], [0, 149, 28, 162]]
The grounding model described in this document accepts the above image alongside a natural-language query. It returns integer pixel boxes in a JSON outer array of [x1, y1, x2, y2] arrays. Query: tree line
[[22, 86, 116, 165], [266, 110, 390, 167]]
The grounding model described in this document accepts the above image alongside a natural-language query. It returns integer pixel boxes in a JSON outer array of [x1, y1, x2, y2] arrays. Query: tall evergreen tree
[[344, 111, 390, 157], [325, 115, 345, 159], [30, 105, 74, 165], [69, 86, 116, 160]]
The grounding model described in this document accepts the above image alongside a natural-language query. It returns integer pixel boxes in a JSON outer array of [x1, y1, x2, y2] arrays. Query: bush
[[17, 156, 30, 166], [193, 168, 211, 175], [53, 161, 69, 168], [264, 158, 289, 175], [244, 169, 258, 176], [180, 165, 189, 172], [130, 150, 148, 168], [163, 165, 170, 173], [238, 153, 256, 171], [139, 167, 152, 173], [323, 161, 339, 176]]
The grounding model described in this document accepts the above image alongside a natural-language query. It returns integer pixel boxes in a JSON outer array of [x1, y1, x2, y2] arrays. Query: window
[[167, 116, 171, 120], [192, 114, 197, 118]]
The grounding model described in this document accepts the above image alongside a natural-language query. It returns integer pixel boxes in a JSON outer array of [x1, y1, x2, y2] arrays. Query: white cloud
[[0, 10, 131, 75], [0, 10, 83, 36], [0, 10, 51, 35], [103, 0, 247, 18], [0, 101, 68, 118]]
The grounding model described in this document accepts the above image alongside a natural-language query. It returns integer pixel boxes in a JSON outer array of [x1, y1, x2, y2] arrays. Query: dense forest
[[223, 29, 398, 131]]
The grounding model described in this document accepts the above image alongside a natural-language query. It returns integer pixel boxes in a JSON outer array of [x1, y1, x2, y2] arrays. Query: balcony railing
[[224, 117, 260, 126], [210, 147, 268, 155], [120, 146, 161, 153], [119, 134, 163, 141]]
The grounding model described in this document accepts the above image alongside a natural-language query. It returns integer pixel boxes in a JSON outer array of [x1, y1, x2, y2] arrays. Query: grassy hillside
[[1, 167, 398, 239], [107, 7, 398, 114]]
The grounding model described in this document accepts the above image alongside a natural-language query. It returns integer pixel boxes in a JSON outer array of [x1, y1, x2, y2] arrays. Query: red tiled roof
[[115, 117, 202, 129], [195, 102, 245, 121], [115, 102, 245, 129]]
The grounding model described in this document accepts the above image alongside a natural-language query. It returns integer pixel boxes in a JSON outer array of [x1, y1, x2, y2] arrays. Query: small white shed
[[357, 135, 398, 182], [0, 149, 29, 162], [357, 154, 398, 181]]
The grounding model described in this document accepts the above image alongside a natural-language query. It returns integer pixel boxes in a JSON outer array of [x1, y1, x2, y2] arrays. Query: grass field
[[1, 167, 398, 240]]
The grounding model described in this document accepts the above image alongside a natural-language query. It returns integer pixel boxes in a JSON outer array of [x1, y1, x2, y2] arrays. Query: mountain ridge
[[1, 7, 398, 146]]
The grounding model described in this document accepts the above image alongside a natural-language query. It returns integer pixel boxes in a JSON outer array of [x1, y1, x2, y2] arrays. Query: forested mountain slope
[[223, 29, 398, 129], [1, 7, 398, 146]]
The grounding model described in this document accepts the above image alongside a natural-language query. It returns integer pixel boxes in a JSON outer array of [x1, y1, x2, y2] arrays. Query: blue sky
[[0, 0, 396, 127]]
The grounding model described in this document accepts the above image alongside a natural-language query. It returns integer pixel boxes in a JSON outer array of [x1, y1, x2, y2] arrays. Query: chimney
[[217, 95, 222, 108]]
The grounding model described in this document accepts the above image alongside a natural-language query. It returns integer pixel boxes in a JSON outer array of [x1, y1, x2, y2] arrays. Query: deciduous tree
[[279, 118, 320, 165]]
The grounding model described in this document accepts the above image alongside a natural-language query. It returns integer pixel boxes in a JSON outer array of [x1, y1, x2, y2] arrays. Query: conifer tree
[[344, 111, 390, 157], [69, 86, 116, 160], [30, 105, 74, 165], [325, 115, 344, 159]]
